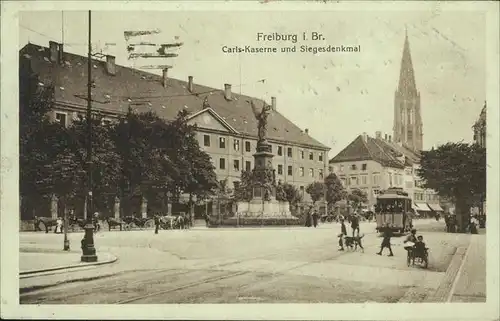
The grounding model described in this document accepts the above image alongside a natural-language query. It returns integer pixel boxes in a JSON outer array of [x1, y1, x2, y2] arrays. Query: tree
[[281, 183, 303, 208], [233, 170, 254, 202], [64, 115, 123, 215], [305, 182, 325, 204], [348, 188, 368, 212], [417, 142, 486, 232], [324, 173, 347, 208]]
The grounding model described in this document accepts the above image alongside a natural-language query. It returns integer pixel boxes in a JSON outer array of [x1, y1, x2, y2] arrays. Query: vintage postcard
[[1, 0, 499, 320]]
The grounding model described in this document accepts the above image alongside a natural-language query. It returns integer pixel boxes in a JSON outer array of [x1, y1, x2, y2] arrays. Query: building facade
[[473, 102, 486, 148], [20, 41, 329, 219], [329, 132, 442, 214]]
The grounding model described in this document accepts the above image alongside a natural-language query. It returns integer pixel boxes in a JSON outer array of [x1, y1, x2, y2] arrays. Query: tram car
[[375, 187, 413, 234]]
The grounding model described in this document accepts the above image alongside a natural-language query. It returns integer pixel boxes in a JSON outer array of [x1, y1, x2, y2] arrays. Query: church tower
[[393, 28, 423, 151]]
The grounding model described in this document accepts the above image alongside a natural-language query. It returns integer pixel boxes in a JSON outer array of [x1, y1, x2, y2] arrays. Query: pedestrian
[[204, 213, 210, 227], [312, 210, 319, 228], [377, 222, 394, 256], [154, 214, 160, 234], [338, 218, 347, 251], [351, 213, 360, 237], [305, 208, 312, 227], [55, 217, 63, 234], [93, 211, 100, 232]]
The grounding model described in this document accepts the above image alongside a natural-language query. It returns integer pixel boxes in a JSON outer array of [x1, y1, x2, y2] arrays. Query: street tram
[[375, 187, 413, 234]]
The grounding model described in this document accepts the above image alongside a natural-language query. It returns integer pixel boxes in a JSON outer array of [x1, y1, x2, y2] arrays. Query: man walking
[[338, 218, 347, 251], [377, 222, 394, 256], [154, 214, 160, 234], [351, 213, 360, 237], [312, 209, 319, 228]]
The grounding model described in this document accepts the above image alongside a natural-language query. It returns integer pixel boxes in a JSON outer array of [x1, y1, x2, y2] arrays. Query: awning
[[414, 202, 432, 211], [427, 203, 444, 212]]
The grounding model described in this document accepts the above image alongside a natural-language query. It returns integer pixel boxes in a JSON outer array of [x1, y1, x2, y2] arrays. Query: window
[[245, 161, 252, 172], [351, 164, 357, 170], [219, 137, 226, 149], [319, 153, 323, 162], [309, 168, 314, 177], [346, 177, 351, 186], [55, 112, 67, 127], [328, 166, 333, 173], [219, 158, 226, 170], [299, 167, 304, 177], [373, 173, 380, 185], [373, 189, 380, 196], [300, 150, 305, 159], [341, 177, 346, 187], [277, 146, 283, 156], [389, 173, 393, 186], [351, 176, 358, 186], [299, 186, 305, 196], [287, 165, 293, 176], [339, 165, 344, 172], [362, 163, 367, 170], [309, 152, 314, 160], [233, 160, 240, 172], [361, 175, 367, 185], [277, 164, 283, 175], [203, 134, 210, 147], [287, 147, 293, 157], [245, 141, 251, 152], [319, 169, 324, 179], [234, 139, 240, 151]]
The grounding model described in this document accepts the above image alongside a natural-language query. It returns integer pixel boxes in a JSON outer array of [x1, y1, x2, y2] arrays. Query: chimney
[[305, 128, 309, 134], [271, 96, 276, 111], [49, 41, 58, 62], [58, 43, 64, 65], [224, 84, 232, 100], [105, 55, 116, 75], [188, 76, 193, 92], [385, 134, 388, 140], [362, 132, 368, 142], [162, 68, 169, 88], [388, 135, 392, 142], [375, 131, 382, 139]]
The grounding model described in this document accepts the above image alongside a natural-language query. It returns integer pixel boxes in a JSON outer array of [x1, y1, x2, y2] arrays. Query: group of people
[[337, 214, 361, 251], [304, 207, 320, 228], [444, 213, 484, 234]]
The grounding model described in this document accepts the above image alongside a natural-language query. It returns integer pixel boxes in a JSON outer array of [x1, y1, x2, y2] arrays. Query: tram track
[[21, 238, 342, 304]]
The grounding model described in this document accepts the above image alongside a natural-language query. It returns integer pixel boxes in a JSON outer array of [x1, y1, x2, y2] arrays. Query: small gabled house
[[329, 132, 442, 214]]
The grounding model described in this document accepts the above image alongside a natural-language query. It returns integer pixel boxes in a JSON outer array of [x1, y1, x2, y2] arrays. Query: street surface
[[20, 219, 484, 304]]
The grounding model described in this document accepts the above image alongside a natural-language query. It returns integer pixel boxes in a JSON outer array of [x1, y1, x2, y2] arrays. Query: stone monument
[[231, 100, 299, 224]]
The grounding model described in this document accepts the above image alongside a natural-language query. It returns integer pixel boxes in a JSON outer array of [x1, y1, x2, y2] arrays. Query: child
[[414, 235, 427, 258]]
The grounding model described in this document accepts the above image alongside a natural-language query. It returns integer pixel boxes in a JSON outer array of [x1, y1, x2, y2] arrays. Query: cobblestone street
[[19, 220, 483, 304]]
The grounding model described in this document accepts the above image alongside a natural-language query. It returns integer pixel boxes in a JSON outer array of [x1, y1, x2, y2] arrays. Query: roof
[[329, 135, 405, 169], [19, 43, 329, 150], [376, 139, 420, 166]]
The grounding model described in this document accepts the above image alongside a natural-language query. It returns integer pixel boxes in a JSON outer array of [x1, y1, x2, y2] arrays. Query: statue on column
[[249, 100, 272, 142]]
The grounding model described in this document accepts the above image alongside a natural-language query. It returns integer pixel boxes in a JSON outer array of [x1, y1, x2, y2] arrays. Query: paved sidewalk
[[449, 234, 486, 302], [20, 246, 117, 276]]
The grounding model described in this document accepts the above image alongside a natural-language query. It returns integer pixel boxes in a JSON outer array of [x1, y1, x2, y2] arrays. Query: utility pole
[[81, 10, 98, 262]]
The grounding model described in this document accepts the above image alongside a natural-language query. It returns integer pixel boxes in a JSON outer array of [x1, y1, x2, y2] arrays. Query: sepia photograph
[[1, 1, 499, 320]]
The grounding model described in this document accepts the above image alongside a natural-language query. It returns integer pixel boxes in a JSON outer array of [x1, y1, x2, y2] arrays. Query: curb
[[425, 242, 470, 302], [20, 252, 118, 277]]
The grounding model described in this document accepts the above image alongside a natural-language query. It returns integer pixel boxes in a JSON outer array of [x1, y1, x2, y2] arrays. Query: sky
[[18, 9, 486, 157]]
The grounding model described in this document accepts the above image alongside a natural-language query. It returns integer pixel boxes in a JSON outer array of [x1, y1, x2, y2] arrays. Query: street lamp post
[[81, 10, 97, 262], [63, 207, 70, 251]]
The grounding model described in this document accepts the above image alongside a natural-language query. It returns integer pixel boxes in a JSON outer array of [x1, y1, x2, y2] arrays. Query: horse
[[34, 216, 59, 233], [104, 217, 124, 231]]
